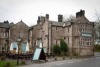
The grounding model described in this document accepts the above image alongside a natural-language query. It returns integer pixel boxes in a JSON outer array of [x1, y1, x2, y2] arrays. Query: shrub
[[60, 39, 68, 55], [53, 44, 61, 55], [94, 45, 100, 52]]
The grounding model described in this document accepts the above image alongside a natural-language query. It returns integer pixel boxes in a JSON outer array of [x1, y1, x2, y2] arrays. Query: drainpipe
[[51, 23, 53, 53]]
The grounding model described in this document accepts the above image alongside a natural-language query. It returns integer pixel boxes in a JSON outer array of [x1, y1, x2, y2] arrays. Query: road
[[19, 53, 100, 67], [19, 57, 100, 67]]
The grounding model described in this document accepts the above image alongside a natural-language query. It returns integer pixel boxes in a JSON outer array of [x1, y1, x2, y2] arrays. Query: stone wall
[[10, 21, 29, 43]]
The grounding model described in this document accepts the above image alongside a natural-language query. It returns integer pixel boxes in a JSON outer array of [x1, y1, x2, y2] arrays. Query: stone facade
[[0, 21, 9, 52], [9, 20, 29, 53], [0, 20, 29, 53], [29, 10, 95, 56], [10, 20, 29, 43]]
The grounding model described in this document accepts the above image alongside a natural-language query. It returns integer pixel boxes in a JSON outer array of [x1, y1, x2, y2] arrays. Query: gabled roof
[[11, 20, 29, 28], [16, 20, 29, 27], [49, 20, 64, 26], [29, 23, 43, 30], [49, 16, 91, 27], [73, 16, 89, 23]]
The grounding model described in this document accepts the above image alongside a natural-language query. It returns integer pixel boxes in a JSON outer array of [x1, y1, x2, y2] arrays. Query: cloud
[[0, 0, 100, 26]]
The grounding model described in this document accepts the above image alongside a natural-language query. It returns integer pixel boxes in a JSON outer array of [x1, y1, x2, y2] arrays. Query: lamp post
[[17, 35, 21, 65]]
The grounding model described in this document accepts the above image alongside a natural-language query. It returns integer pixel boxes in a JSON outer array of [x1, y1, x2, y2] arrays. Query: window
[[82, 25, 84, 28], [80, 42, 82, 46], [56, 27, 57, 30], [89, 42, 91, 45], [83, 42, 84, 45], [7, 33, 8, 38], [83, 29, 84, 32], [0, 32, 5, 38], [77, 28, 79, 32], [79, 28, 82, 32], [56, 40, 57, 44], [64, 37, 66, 40], [68, 37, 69, 44], [68, 27, 69, 33], [87, 42, 89, 45], [30, 31, 32, 37], [79, 42, 80, 46]]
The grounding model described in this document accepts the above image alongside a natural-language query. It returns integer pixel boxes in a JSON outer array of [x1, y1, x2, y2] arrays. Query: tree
[[60, 39, 68, 55], [53, 44, 61, 55], [63, 15, 75, 22], [94, 10, 100, 44], [95, 10, 100, 23]]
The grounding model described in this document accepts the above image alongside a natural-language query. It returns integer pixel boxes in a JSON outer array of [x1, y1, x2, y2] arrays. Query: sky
[[0, 0, 100, 26]]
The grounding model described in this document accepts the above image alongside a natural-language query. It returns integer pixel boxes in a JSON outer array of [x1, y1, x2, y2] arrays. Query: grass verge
[[0, 60, 22, 67]]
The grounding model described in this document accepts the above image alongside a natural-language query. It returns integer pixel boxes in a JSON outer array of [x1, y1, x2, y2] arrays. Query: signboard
[[81, 33, 92, 37], [33, 48, 41, 60], [33, 48, 46, 61]]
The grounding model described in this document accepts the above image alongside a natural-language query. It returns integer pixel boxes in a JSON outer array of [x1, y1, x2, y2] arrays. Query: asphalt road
[[19, 53, 100, 67], [19, 57, 100, 67]]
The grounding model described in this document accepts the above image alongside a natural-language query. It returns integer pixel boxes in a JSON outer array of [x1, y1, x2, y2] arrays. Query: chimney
[[80, 10, 85, 16], [76, 12, 81, 18], [46, 14, 49, 19], [58, 14, 63, 22], [41, 16, 45, 22], [37, 16, 40, 24], [76, 9, 85, 18], [4, 20, 9, 24]]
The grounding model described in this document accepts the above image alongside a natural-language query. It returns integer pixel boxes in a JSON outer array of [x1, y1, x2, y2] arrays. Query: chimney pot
[[58, 14, 63, 22], [37, 16, 40, 24], [76, 9, 85, 18], [46, 14, 49, 19]]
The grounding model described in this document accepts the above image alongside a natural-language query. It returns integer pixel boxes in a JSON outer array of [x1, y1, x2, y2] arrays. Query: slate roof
[[49, 20, 71, 27], [29, 23, 43, 30], [49, 16, 93, 27], [14, 20, 29, 27], [72, 16, 89, 23], [0, 22, 10, 28], [30, 15, 93, 29]]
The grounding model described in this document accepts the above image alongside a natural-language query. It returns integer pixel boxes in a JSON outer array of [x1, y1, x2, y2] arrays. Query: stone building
[[29, 10, 95, 56], [0, 21, 10, 53], [10, 20, 29, 53], [0, 20, 29, 53], [10, 20, 29, 43]]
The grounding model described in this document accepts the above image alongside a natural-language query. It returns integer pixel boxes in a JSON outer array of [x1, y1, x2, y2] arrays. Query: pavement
[[3, 52, 99, 67], [18, 56, 100, 67], [24, 55, 95, 65], [23, 56, 70, 65]]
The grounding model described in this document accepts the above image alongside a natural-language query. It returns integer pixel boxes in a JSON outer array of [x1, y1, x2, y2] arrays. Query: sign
[[33, 48, 46, 61], [33, 48, 41, 60], [81, 33, 92, 37]]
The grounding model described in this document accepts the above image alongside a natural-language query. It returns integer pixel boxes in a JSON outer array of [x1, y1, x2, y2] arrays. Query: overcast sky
[[0, 0, 100, 26]]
